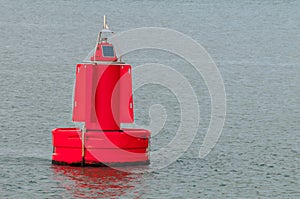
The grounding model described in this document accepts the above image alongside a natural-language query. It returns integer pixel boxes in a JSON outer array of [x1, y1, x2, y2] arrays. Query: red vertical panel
[[73, 64, 133, 128], [72, 64, 86, 122], [95, 65, 120, 130], [119, 65, 134, 123], [85, 65, 100, 130]]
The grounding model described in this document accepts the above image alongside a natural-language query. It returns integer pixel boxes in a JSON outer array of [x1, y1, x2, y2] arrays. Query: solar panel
[[102, 46, 115, 57]]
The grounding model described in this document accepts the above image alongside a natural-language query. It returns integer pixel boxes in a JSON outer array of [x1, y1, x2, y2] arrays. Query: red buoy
[[52, 16, 150, 166]]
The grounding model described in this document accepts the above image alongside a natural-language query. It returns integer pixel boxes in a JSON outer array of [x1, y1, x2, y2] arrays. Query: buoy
[[51, 16, 150, 166]]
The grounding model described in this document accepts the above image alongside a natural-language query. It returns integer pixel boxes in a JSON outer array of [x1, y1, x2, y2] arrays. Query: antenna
[[103, 15, 106, 29], [103, 15, 109, 29]]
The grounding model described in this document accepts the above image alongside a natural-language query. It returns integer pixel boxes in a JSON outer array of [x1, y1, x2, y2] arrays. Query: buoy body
[[51, 24, 150, 166]]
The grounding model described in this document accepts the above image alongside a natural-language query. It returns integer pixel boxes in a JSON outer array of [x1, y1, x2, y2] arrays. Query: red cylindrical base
[[52, 128, 150, 166]]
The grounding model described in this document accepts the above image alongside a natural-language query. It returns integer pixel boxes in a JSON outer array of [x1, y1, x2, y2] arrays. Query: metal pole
[[103, 15, 106, 29], [81, 124, 86, 167]]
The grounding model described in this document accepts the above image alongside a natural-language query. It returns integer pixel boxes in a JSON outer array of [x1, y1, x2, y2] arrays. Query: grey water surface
[[0, 0, 299, 198]]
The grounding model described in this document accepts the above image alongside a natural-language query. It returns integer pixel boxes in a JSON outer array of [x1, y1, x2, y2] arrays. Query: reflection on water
[[51, 165, 144, 198]]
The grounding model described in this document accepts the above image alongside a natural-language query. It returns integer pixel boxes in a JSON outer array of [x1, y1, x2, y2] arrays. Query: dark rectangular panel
[[102, 46, 115, 57]]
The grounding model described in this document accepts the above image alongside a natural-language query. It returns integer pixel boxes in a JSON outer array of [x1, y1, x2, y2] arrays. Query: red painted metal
[[52, 24, 150, 166], [72, 63, 134, 130], [52, 128, 150, 165]]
